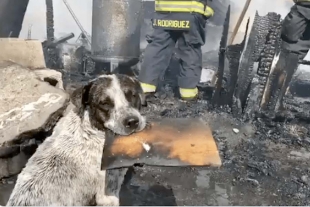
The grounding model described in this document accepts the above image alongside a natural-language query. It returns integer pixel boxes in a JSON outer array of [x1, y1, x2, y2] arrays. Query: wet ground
[[1, 65, 310, 206], [116, 90, 310, 206]]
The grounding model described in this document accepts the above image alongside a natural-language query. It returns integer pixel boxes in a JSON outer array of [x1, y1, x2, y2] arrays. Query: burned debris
[[211, 8, 306, 123], [39, 2, 308, 124], [2, 0, 310, 205]]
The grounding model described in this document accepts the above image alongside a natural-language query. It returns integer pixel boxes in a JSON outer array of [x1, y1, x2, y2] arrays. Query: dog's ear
[[71, 82, 93, 115], [81, 82, 93, 106]]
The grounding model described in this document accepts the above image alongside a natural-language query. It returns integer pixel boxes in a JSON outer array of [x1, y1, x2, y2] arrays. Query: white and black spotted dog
[[6, 74, 146, 206]]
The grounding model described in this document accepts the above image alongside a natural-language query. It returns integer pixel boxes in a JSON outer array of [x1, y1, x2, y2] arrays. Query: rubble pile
[[116, 11, 310, 205], [1, 7, 310, 206], [119, 82, 310, 205]]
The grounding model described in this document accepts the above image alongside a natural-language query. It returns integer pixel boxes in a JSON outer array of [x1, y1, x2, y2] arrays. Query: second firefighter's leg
[[177, 14, 206, 100], [281, 4, 310, 59], [138, 28, 177, 94], [276, 52, 299, 111], [277, 5, 310, 110]]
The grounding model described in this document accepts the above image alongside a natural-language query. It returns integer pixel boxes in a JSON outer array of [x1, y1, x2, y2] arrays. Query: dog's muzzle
[[123, 116, 140, 132]]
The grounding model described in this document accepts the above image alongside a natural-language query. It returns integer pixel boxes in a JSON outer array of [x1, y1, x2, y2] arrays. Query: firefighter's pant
[[138, 14, 206, 92], [281, 4, 310, 59]]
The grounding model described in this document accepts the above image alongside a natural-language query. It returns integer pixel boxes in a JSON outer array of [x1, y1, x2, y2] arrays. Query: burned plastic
[[101, 118, 221, 170], [91, 0, 143, 68]]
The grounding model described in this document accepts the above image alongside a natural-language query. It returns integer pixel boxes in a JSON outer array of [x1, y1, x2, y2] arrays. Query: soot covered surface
[[116, 83, 310, 205], [1, 56, 310, 206]]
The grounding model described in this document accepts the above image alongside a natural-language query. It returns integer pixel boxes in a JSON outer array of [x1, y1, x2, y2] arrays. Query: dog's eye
[[125, 91, 133, 101], [99, 102, 112, 111]]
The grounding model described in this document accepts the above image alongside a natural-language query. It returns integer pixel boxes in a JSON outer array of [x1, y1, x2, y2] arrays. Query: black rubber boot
[[180, 94, 198, 102]]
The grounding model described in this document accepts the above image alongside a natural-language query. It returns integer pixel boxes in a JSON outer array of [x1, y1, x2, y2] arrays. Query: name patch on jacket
[[152, 19, 190, 30]]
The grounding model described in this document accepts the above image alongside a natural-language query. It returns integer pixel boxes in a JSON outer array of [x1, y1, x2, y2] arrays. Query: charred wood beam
[[238, 12, 282, 120], [212, 5, 230, 106], [225, 19, 249, 107], [257, 35, 278, 109], [242, 11, 273, 120], [253, 13, 274, 62], [231, 13, 260, 117], [258, 14, 282, 112]]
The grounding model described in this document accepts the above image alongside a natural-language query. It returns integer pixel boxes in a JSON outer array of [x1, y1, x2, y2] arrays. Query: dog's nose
[[124, 116, 139, 130]]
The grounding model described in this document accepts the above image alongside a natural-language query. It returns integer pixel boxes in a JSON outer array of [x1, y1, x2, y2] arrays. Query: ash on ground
[[65, 55, 310, 205], [2, 56, 310, 206], [118, 83, 310, 206]]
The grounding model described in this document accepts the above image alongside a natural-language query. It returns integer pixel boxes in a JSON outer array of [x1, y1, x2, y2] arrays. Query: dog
[[6, 74, 146, 206]]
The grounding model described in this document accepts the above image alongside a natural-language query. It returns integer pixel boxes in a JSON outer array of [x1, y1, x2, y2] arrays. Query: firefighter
[[269, 0, 310, 111], [138, 0, 214, 101], [281, 0, 310, 60]]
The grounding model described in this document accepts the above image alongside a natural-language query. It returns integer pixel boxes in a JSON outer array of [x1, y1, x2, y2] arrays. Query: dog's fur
[[6, 74, 146, 206]]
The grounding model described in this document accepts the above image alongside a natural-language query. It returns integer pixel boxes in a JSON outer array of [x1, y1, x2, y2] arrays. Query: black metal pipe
[[45, 32, 75, 48]]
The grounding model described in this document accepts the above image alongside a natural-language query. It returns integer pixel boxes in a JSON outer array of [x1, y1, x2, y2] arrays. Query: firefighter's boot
[[179, 87, 199, 101]]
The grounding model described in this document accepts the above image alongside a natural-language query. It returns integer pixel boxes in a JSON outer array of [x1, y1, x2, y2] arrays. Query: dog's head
[[71, 74, 146, 135]]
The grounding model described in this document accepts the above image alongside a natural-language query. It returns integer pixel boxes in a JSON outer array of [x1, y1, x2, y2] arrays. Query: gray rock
[[33, 69, 64, 90], [0, 61, 69, 178]]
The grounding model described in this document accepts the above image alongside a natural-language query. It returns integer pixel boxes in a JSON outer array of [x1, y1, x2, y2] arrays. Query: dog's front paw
[[96, 195, 119, 206]]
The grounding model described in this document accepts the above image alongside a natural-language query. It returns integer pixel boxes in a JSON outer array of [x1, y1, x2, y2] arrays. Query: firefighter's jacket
[[152, 0, 214, 30]]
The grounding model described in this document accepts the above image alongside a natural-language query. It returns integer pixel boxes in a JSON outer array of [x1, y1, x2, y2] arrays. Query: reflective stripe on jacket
[[294, 0, 310, 2], [179, 87, 198, 99], [155, 0, 214, 17]]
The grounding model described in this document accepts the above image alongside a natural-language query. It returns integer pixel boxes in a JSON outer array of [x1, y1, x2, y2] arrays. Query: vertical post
[[45, 0, 54, 42]]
